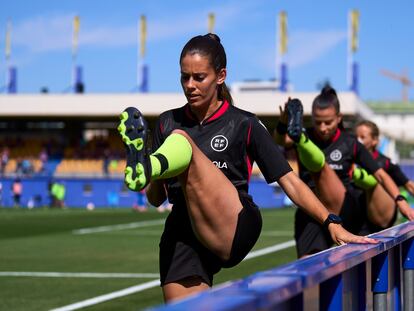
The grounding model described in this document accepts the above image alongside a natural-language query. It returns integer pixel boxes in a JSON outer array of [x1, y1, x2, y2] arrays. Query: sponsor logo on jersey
[[329, 163, 343, 170], [330, 149, 342, 162], [211, 135, 228, 152], [213, 161, 228, 169]]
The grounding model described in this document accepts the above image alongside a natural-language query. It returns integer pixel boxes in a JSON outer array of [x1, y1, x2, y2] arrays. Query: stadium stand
[[1, 93, 414, 208], [55, 159, 105, 177]]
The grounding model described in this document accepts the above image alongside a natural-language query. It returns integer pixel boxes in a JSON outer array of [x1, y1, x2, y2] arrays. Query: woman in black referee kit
[[355, 120, 414, 233], [117, 34, 376, 302], [275, 87, 414, 258], [355, 120, 414, 196]]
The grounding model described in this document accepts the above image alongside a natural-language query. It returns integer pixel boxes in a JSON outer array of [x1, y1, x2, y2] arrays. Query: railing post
[[392, 246, 402, 311], [357, 262, 367, 311], [372, 251, 389, 311], [402, 238, 414, 311], [320, 274, 343, 310]]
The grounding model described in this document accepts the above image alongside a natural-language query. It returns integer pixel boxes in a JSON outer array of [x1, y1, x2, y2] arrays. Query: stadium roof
[[0, 91, 372, 118]]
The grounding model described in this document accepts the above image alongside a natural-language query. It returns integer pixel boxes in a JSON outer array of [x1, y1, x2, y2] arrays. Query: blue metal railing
[[149, 221, 414, 311]]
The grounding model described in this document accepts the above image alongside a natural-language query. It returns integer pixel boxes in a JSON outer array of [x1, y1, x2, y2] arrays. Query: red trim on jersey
[[205, 101, 229, 123], [331, 128, 341, 143], [385, 159, 390, 170], [348, 166, 354, 179], [246, 123, 253, 182], [246, 156, 252, 183], [247, 122, 252, 146], [159, 122, 164, 134], [372, 150, 379, 160], [353, 140, 357, 158], [184, 101, 229, 123]]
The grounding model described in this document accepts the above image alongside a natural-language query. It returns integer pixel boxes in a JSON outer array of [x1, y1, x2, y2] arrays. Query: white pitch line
[[49, 279, 161, 311], [49, 240, 295, 311], [72, 219, 165, 235], [106, 230, 293, 237], [244, 240, 295, 260], [0, 272, 159, 278]]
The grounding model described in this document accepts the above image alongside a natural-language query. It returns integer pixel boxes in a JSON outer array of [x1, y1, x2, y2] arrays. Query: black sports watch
[[395, 194, 407, 203], [323, 214, 343, 230]]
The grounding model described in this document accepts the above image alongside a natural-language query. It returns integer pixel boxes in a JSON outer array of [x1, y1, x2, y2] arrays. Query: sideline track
[[49, 240, 296, 311]]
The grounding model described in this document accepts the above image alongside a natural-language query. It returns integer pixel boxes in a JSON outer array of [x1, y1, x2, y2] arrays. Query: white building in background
[[231, 80, 284, 93], [0, 88, 413, 161], [0, 91, 370, 119]]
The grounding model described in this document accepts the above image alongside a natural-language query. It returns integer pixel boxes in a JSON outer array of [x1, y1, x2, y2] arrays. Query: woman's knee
[[171, 129, 191, 141]]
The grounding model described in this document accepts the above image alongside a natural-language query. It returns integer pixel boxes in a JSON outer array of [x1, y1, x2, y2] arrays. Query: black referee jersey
[[372, 150, 409, 187], [152, 101, 292, 204], [300, 128, 380, 188]]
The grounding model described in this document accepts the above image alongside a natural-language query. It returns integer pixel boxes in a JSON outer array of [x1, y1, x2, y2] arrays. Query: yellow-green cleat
[[118, 107, 151, 191]]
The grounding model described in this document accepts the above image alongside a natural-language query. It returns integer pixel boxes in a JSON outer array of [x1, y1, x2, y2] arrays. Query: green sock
[[352, 167, 378, 189], [150, 133, 192, 179], [296, 134, 325, 172]]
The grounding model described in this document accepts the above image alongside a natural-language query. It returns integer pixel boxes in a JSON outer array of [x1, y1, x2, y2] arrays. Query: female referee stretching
[[355, 120, 414, 233], [276, 87, 413, 258], [118, 34, 376, 302]]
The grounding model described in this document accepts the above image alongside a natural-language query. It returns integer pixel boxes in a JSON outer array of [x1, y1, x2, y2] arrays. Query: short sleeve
[[387, 162, 409, 186], [248, 117, 292, 183], [354, 140, 380, 174]]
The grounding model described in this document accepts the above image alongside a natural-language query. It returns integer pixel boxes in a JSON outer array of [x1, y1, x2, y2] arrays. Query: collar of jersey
[[330, 128, 341, 143], [372, 150, 379, 159], [310, 127, 341, 145], [184, 100, 229, 125]]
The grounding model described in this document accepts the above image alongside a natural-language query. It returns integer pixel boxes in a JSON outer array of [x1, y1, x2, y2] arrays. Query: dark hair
[[312, 85, 340, 114], [356, 120, 380, 139], [180, 33, 233, 105]]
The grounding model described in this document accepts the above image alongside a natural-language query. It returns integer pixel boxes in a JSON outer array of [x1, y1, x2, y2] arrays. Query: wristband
[[395, 194, 407, 203], [276, 122, 288, 135]]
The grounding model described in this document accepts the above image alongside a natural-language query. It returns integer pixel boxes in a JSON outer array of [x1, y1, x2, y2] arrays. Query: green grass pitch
[[0, 207, 297, 311]]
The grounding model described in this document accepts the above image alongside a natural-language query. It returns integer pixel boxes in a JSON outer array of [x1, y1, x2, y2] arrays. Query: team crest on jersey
[[330, 149, 342, 161], [211, 135, 228, 152]]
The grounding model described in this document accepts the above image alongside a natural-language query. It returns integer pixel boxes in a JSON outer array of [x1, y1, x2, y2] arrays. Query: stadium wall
[[0, 177, 286, 209]]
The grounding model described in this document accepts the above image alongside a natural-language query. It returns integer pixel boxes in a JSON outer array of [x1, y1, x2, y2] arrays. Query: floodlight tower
[[137, 15, 148, 93], [277, 11, 288, 92], [5, 19, 17, 93], [72, 16, 84, 93], [348, 9, 359, 95]]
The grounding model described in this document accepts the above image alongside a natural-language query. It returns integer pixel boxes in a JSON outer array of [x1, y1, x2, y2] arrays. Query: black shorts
[[159, 191, 262, 286], [295, 186, 365, 258]]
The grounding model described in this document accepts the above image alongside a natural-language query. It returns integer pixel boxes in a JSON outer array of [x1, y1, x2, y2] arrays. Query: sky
[[0, 0, 413, 101]]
